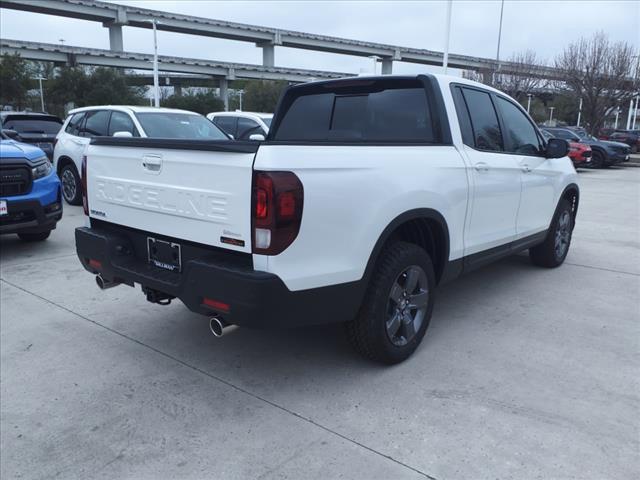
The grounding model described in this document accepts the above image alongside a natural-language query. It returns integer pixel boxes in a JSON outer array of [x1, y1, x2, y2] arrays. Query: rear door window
[[82, 110, 111, 137], [460, 88, 503, 152], [2, 116, 62, 135], [65, 113, 86, 136], [273, 81, 435, 143]]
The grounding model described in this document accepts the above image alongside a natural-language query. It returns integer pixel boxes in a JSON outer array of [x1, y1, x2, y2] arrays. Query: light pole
[[442, 0, 453, 74], [238, 90, 244, 111], [614, 107, 620, 129], [495, 0, 505, 78], [146, 19, 160, 108], [576, 97, 583, 127], [526, 93, 532, 113], [633, 95, 639, 130], [626, 98, 634, 130], [548, 106, 555, 123], [34, 76, 45, 112]]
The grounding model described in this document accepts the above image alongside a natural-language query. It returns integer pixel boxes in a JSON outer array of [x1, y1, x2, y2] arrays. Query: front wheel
[[18, 231, 51, 242], [60, 164, 82, 205], [590, 150, 605, 169], [530, 199, 573, 268], [345, 241, 435, 364]]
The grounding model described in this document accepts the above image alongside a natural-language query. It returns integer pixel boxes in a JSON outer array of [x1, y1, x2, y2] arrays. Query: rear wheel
[[18, 231, 51, 242], [60, 164, 82, 205], [530, 199, 573, 268], [345, 241, 435, 364], [589, 150, 604, 168]]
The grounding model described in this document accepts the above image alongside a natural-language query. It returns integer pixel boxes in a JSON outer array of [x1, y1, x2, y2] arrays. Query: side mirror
[[113, 131, 133, 138], [249, 133, 266, 141], [2, 129, 21, 141], [546, 138, 569, 158]]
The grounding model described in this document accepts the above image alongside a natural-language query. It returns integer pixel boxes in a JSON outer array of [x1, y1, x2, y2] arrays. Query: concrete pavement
[[1, 167, 638, 479]]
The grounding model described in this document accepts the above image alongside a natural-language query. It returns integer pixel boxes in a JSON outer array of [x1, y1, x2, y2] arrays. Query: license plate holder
[[0, 200, 7, 216], [147, 237, 182, 272]]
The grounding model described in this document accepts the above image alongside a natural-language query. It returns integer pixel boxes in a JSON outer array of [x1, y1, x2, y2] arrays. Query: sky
[[0, 0, 638, 77]]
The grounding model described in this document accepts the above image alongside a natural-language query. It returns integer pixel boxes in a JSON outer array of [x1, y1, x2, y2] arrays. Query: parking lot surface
[[1, 167, 638, 480]]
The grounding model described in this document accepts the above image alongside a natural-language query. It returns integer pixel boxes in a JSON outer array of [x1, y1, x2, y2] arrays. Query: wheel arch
[[363, 208, 451, 286], [56, 155, 78, 176], [559, 183, 580, 228]]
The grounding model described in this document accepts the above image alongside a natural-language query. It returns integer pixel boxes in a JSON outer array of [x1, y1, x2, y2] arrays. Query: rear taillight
[[81, 155, 88, 215], [251, 171, 303, 255]]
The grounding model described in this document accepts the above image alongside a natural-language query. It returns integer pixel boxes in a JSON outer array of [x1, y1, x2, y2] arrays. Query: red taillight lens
[[81, 155, 88, 216], [251, 171, 303, 255]]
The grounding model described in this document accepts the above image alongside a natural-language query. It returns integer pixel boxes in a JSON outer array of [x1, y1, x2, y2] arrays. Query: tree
[[0, 53, 30, 109], [242, 80, 288, 112], [162, 89, 224, 114], [83, 68, 146, 106], [555, 32, 639, 135]]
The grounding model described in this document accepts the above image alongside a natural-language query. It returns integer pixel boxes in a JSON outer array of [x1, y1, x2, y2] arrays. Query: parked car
[[598, 127, 615, 140], [207, 111, 273, 140], [76, 74, 578, 364], [609, 130, 640, 153], [542, 127, 630, 168], [54, 106, 229, 205], [0, 112, 63, 160], [541, 129, 591, 167], [0, 138, 62, 241]]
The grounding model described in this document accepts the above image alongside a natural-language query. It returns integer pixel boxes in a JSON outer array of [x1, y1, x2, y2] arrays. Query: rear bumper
[[75, 224, 363, 328]]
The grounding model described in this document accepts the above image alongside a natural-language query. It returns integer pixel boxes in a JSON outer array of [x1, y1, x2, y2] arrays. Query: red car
[[568, 141, 592, 167], [541, 129, 591, 167]]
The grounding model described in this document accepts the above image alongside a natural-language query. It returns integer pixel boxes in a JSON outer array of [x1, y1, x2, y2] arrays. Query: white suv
[[76, 75, 578, 363], [54, 106, 228, 204], [207, 111, 273, 140]]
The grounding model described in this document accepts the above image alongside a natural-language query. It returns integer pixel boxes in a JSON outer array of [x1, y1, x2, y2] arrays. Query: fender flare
[[361, 208, 450, 285]]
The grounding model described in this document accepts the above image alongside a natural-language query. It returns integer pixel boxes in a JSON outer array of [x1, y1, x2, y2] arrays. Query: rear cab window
[[271, 78, 441, 143], [2, 115, 62, 135]]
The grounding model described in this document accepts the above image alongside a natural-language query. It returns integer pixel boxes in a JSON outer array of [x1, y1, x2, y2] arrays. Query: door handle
[[521, 164, 532, 173], [474, 162, 490, 172], [142, 154, 162, 172]]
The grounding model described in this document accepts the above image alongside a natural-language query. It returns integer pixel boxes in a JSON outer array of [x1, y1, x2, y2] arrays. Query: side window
[[236, 117, 262, 140], [461, 88, 503, 152], [213, 116, 237, 137], [65, 113, 86, 136], [82, 110, 110, 137], [495, 96, 543, 156], [451, 86, 474, 147], [108, 111, 138, 136]]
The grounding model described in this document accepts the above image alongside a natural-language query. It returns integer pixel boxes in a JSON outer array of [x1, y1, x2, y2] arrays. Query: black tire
[[590, 150, 605, 168], [60, 163, 82, 205], [18, 231, 51, 242], [529, 199, 573, 268], [345, 241, 436, 364]]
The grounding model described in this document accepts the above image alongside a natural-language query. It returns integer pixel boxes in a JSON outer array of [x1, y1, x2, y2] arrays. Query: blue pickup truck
[[0, 136, 63, 241]]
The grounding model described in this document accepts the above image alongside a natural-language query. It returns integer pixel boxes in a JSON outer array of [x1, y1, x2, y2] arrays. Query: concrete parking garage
[[1, 167, 638, 479]]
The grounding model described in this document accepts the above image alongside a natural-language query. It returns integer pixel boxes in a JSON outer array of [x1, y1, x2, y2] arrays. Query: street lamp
[[614, 106, 620, 129], [576, 97, 583, 127], [495, 0, 505, 75], [633, 94, 639, 130], [526, 93, 532, 113], [33, 76, 45, 112], [237, 90, 244, 111], [548, 106, 555, 123], [442, 0, 453, 74], [145, 19, 161, 108]]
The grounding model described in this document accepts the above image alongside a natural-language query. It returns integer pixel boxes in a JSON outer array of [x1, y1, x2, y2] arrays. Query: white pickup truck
[[76, 74, 578, 363]]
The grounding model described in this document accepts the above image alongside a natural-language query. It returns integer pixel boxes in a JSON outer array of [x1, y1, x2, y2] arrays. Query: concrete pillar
[[261, 44, 275, 67], [174, 84, 182, 96], [219, 78, 229, 111], [108, 24, 124, 51], [381, 58, 393, 75]]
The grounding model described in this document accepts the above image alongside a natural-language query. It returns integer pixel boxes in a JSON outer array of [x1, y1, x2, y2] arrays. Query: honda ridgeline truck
[[75, 75, 578, 363]]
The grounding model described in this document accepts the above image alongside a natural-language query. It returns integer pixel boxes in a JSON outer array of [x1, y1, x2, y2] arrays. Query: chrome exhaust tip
[[209, 316, 226, 337], [95, 274, 120, 290]]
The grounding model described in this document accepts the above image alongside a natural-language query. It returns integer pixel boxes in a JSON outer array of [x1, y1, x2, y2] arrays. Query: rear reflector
[[202, 297, 230, 313], [88, 259, 102, 270]]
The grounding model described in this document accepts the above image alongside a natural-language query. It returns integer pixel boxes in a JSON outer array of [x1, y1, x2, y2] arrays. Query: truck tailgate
[[86, 139, 258, 253]]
